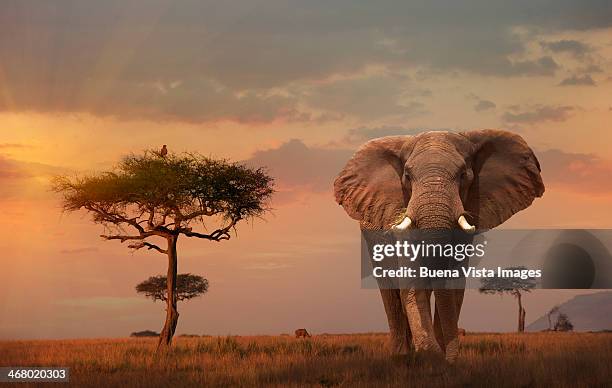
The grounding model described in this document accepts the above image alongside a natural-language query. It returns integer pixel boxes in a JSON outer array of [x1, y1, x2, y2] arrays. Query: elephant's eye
[[459, 170, 471, 181], [404, 167, 412, 178]]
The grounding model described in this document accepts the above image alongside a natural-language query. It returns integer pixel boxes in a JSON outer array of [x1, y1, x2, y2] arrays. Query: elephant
[[333, 129, 544, 362]]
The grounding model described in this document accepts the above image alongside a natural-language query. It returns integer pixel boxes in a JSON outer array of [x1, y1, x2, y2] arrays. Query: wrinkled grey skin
[[334, 130, 544, 362]]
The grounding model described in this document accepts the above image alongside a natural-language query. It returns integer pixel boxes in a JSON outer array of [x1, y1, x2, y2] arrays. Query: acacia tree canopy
[[51, 150, 274, 249], [136, 274, 209, 302], [479, 266, 537, 295]]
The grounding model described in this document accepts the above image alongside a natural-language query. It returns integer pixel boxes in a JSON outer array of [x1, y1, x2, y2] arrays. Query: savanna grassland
[[1, 333, 611, 387]]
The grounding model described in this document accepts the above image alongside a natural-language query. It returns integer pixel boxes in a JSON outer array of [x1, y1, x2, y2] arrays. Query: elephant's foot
[[444, 337, 460, 363], [413, 335, 443, 354], [409, 346, 446, 367]]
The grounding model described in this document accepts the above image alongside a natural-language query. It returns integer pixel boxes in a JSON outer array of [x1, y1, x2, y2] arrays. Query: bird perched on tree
[[160, 145, 168, 158]]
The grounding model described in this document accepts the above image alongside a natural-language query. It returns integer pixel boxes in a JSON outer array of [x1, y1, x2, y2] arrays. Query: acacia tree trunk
[[158, 234, 179, 351], [516, 291, 526, 332]]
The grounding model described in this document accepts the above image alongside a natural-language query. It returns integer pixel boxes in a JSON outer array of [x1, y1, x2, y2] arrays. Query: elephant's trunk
[[406, 182, 463, 230], [403, 171, 465, 363]]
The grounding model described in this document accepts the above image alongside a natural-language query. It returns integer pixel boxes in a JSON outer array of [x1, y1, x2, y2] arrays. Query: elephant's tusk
[[392, 216, 412, 231], [458, 215, 475, 233]]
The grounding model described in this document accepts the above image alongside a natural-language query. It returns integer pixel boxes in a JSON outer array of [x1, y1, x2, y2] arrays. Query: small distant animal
[[160, 145, 168, 157], [458, 328, 466, 336], [295, 328, 311, 338]]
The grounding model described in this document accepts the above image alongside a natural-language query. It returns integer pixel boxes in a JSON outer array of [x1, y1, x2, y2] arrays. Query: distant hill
[[527, 292, 612, 332]]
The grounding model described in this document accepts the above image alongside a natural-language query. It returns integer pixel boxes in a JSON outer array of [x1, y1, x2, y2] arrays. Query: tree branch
[[85, 204, 146, 234], [180, 217, 240, 241], [147, 208, 155, 229], [100, 231, 160, 242], [181, 229, 230, 241], [128, 241, 168, 254], [101, 230, 169, 254], [181, 208, 220, 220]]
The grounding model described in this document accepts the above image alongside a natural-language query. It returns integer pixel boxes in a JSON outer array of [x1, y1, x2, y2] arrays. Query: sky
[[1, 0, 612, 339]]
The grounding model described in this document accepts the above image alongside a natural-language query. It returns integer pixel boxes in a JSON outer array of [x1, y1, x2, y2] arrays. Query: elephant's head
[[334, 130, 544, 231]]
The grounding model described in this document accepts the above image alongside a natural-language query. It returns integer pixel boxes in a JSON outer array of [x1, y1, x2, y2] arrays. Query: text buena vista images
[[370, 241, 542, 280]]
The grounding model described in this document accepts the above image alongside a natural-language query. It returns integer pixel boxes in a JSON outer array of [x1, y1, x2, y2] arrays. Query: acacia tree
[[52, 150, 273, 350], [136, 273, 209, 303], [479, 266, 536, 332]]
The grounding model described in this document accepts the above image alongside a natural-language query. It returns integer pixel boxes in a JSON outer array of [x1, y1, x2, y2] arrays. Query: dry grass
[[1, 333, 611, 387]]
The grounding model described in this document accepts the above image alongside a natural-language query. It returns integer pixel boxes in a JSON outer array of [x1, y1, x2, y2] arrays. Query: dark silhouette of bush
[[136, 273, 208, 303], [554, 313, 574, 332], [130, 330, 159, 337]]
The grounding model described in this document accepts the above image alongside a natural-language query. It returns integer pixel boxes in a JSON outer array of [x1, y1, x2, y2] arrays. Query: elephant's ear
[[463, 129, 544, 230], [334, 136, 410, 229]]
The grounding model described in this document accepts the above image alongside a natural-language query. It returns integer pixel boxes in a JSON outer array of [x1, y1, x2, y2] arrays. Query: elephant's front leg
[[379, 289, 412, 355], [400, 288, 441, 354], [433, 288, 465, 363]]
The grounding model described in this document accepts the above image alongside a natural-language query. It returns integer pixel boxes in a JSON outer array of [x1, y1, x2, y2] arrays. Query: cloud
[[338, 126, 453, 146], [245, 139, 352, 196], [484, 56, 559, 77], [243, 262, 293, 271], [0, 156, 67, 200], [558, 74, 596, 86], [474, 99, 497, 112], [0, 77, 308, 124], [0, 156, 65, 180], [541, 40, 592, 58], [56, 297, 147, 309], [0, 159, 30, 180], [538, 149, 612, 195], [0, 157, 43, 181], [304, 74, 428, 120], [578, 64, 603, 73], [1, 1, 610, 122], [502, 105, 575, 124], [0, 143, 31, 149]]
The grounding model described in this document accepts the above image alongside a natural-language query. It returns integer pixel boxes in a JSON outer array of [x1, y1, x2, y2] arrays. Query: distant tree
[[554, 313, 574, 332], [547, 305, 560, 331], [479, 266, 537, 332], [52, 150, 274, 350], [137, 273, 209, 303]]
